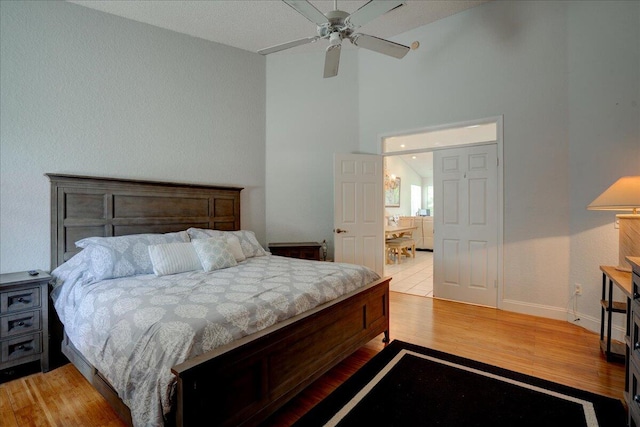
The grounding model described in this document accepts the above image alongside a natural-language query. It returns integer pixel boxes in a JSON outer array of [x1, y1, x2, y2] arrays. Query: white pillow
[[192, 237, 238, 272], [187, 228, 267, 258], [226, 235, 246, 262], [75, 231, 190, 279], [148, 242, 202, 276]]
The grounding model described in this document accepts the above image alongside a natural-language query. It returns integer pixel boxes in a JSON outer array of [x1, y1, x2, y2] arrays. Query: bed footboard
[[171, 276, 390, 427]]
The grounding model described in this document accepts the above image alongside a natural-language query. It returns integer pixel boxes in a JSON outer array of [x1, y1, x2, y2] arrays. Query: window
[[411, 185, 422, 216]]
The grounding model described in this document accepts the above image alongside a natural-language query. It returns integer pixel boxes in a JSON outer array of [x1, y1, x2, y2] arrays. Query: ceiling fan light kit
[[258, 0, 411, 78]]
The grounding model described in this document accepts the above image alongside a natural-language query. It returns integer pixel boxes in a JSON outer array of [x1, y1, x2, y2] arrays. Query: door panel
[[341, 182, 356, 223], [469, 240, 488, 289], [443, 239, 460, 285], [434, 144, 498, 307], [469, 178, 487, 225], [443, 180, 460, 224], [363, 182, 377, 223]]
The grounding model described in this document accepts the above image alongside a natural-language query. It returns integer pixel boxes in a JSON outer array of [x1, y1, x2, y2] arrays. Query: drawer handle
[[18, 321, 25, 326], [16, 344, 31, 351], [635, 394, 640, 404], [635, 342, 640, 350], [635, 293, 640, 300], [16, 297, 30, 303]]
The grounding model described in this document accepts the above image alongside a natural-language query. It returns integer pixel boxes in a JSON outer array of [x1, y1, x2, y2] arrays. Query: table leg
[[600, 272, 606, 342], [607, 277, 614, 360]]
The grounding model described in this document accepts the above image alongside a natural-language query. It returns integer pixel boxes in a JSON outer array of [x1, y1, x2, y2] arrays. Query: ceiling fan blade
[[351, 33, 410, 59], [346, 1, 405, 28], [283, 0, 330, 26], [324, 44, 341, 78], [258, 36, 320, 55]]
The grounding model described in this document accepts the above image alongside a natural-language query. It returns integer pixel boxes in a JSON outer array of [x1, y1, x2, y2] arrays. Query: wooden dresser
[[627, 256, 640, 427], [0, 270, 51, 373], [268, 242, 322, 261]]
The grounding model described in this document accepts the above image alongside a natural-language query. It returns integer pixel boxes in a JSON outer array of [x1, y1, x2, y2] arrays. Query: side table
[[0, 270, 51, 373], [268, 242, 322, 261]]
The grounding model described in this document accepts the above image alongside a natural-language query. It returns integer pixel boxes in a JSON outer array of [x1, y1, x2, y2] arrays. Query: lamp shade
[[587, 176, 640, 212], [588, 176, 640, 272]]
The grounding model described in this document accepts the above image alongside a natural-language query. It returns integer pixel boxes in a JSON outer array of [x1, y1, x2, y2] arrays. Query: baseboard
[[500, 299, 625, 341], [567, 312, 619, 340], [500, 299, 569, 321]]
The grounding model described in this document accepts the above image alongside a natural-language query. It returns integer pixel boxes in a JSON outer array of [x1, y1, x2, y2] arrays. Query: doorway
[[381, 117, 503, 307], [383, 153, 435, 296]]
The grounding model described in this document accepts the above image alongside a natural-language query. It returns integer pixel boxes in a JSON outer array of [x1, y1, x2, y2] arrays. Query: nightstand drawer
[[1, 333, 41, 362], [0, 287, 40, 314], [631, 401, 640, 427], [631, 357, 640, 414], [1, 310, 41, 338]]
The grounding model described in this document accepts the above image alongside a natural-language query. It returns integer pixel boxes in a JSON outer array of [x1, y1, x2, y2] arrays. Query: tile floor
[[383, 249, 433, 297]]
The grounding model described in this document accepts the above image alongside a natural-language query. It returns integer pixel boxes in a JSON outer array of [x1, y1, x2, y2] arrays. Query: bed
[[47, 174, 390, 427]]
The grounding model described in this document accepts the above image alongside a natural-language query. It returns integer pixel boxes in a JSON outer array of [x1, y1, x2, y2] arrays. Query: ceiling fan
[[258, 0, 410, 78]]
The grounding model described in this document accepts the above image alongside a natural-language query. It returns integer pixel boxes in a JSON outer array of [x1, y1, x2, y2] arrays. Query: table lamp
[[587, 176, 640, 272]]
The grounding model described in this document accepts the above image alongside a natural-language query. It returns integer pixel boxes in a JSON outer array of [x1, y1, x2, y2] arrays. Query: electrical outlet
[[575, 283, 582, 295]]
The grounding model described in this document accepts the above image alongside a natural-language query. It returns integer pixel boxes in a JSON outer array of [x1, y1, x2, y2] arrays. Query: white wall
[[359, 0, 639, 329], [265, 0, 640, 333], [265, 50, 359, 257], [360, 0, 574, 315], [0, 1, 266, 273], [567, 1, 640, 334]]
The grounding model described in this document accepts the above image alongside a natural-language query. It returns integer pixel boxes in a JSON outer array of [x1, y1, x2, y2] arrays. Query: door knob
[[334, 228, 348, 234]]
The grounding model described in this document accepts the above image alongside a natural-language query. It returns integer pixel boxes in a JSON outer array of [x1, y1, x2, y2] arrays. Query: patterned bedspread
[[51, 254, 380, 427]]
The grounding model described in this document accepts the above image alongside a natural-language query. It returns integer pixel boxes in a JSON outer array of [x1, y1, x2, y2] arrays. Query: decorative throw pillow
[[186, 228, 223, 240], [148, 242, 202, 276], [225, 235, 246, 262], [187, 228, 266, 259], [75, 231, 190, 279], [229, 230, 267, 258], [192, 237, 238, 272]]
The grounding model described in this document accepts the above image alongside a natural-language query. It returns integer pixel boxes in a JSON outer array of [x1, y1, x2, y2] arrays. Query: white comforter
[[51, 254, 380, 427]]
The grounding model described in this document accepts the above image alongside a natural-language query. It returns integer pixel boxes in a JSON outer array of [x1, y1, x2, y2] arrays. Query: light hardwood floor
[[1, 292, 626, 426]]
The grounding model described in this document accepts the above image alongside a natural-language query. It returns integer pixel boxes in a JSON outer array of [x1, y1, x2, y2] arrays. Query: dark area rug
[[294, 340, 626, 427]]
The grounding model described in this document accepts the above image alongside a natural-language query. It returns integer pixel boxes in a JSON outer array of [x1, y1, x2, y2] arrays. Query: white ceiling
[[68, 1, 488, 54], [394, 151, 434, 180]]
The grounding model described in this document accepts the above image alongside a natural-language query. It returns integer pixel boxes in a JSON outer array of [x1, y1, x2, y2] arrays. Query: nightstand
[[0, 270, 51, 373], [268, 242, 322, 261]]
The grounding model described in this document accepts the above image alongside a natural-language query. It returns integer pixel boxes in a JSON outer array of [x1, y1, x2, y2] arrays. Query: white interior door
[[433, 144, 498, 307], [333, 153, 384, 276]]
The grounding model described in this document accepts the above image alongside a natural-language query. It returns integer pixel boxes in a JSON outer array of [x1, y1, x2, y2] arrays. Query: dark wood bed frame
[[48, 174, 390, 427]]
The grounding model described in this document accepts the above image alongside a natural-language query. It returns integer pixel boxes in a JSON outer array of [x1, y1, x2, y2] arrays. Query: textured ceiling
[[68, 1, 488, 54]]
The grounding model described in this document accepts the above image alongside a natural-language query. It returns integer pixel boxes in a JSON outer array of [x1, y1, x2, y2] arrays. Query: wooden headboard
[[48, 174, 243, 269]]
